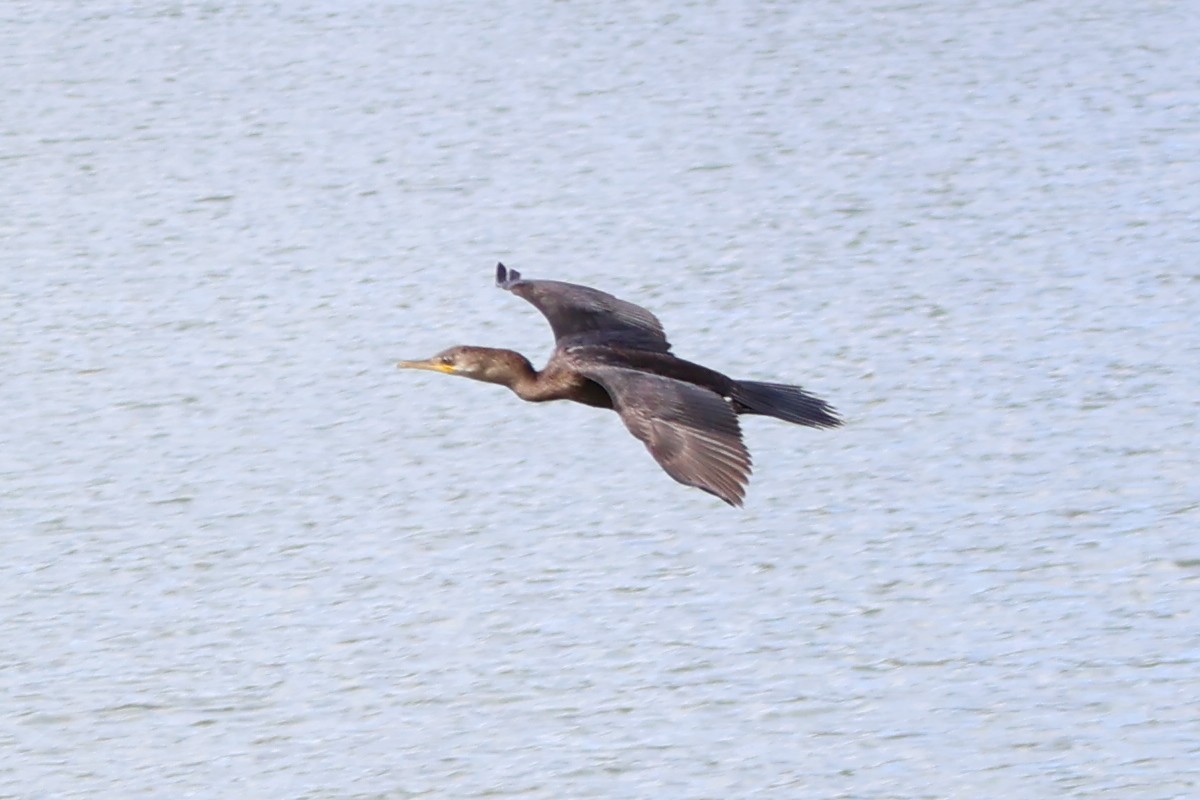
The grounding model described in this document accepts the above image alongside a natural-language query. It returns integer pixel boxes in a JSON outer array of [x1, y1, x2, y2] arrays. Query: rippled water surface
[[3, 2, 1198, 798]]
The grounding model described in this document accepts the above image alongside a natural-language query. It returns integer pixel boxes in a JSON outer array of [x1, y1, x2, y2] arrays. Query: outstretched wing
[[496, 263, 672, 352], [577, 364, 751, 506]]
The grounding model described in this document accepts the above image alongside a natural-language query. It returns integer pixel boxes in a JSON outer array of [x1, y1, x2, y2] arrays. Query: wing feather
[[496, 263, 672, 352], [578, 364, 752, 506]]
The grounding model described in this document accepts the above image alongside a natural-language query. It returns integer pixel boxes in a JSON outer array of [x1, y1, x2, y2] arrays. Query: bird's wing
[[496, 263, 672, 352], [577, 364, 751, 506]]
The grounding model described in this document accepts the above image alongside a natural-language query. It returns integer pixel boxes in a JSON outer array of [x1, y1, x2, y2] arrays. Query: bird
[[396, 263, 841, 506]]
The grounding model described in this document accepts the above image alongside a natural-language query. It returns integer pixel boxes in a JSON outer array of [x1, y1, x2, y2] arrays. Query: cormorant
[[397, 263, 841, 506]]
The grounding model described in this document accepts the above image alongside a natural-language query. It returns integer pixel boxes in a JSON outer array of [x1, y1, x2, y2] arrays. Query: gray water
[[3, 1, 1198, 798]]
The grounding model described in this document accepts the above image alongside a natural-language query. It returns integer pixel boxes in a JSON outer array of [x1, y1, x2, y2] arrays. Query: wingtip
[[495, 262, 521, 288], [704, 483, 746, 508]]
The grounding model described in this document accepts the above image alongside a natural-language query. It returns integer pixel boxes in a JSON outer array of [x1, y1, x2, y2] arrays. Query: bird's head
[[396, 346, 532, 387]]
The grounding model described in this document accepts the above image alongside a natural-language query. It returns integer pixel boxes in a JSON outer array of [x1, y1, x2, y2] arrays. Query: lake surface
[[3, 1, 1198, 797]]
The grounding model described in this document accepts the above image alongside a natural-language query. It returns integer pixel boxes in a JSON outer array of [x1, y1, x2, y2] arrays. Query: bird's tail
[[731, 380, 843, 429]]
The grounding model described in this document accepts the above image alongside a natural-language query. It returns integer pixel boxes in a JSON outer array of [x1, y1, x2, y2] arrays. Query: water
[[3, 1, 1198, 797]]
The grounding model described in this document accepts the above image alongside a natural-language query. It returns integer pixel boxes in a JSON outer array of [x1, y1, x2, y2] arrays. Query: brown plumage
[[396, 264, 841, 506]]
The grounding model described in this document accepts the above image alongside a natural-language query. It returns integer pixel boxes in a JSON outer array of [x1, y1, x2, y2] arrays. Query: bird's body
[[397, 264, 841, 506]]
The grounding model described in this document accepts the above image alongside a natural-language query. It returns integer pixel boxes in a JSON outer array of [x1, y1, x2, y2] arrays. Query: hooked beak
[[396, 358, 456, 374]]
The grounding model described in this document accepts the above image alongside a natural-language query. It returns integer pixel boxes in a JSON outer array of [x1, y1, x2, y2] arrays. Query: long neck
[[495, 351, 544, 400], [466, 347, 544, 399], [466, 347, 603, 405]]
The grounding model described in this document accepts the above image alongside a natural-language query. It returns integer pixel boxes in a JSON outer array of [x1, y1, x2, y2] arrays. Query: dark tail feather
[[731, 380, 843, 429]]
